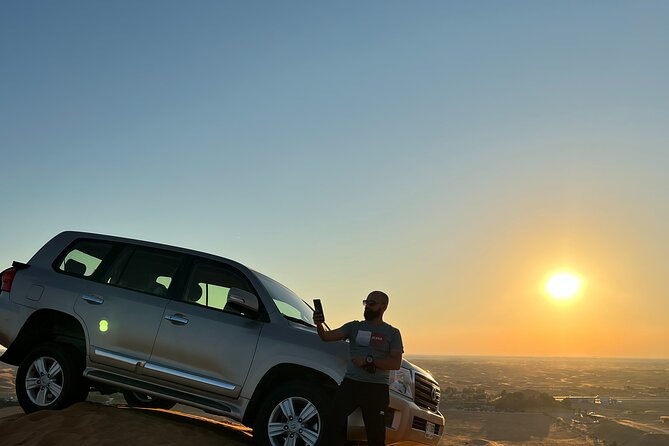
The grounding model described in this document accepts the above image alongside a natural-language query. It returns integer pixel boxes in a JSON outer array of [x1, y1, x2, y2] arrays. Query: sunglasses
[[362, 300, 382, 306]]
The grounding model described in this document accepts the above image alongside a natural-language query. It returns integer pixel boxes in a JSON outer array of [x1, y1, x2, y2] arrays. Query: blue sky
[[1, 1, 668, 356]]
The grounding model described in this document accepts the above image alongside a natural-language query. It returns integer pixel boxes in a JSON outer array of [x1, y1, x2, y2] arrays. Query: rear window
[[57, 240, 114, 278], [114, 248, 182, 297]]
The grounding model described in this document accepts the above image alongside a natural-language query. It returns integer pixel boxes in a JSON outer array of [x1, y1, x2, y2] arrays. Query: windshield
[[254, 271, 315, 326]]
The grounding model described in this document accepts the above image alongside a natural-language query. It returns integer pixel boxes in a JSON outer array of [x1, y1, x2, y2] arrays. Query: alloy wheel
[[24, 355, 64, 407], [267, 396, 321, 446]]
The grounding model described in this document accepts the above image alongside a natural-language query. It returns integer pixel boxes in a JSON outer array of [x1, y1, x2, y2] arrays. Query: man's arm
[[376, 327, 404, 370], [317, 323, 347, 342], [353, 349, 403, 371], [314, 311, 347, 342]]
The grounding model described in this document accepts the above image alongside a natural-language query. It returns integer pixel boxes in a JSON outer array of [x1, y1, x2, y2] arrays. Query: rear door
[[73, 245, 185, 373], [144, 258, 263, 398]]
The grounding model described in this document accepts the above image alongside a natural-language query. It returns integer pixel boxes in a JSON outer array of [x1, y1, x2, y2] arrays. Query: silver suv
[[0, 231, 444, 445]]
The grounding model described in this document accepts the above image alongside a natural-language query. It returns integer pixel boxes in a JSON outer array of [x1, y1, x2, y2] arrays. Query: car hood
[[403, 358, 438, 383]]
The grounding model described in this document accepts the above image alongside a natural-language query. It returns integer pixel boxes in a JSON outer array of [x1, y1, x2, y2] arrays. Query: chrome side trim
[[94, 348, 141, 367], [144, 362, 236, 391], [83, 368, 236, 417]]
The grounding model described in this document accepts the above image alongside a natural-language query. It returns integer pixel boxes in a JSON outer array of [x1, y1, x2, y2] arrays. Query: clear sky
[[1, 1, 667, 358]]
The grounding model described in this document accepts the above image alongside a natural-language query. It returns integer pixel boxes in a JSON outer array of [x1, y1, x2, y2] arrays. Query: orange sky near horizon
[[382, 210, 668, 359], [314, 201, 668, 360]]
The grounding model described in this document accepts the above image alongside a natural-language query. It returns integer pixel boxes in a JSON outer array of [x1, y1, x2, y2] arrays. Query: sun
[[546, 272, 582, 300]]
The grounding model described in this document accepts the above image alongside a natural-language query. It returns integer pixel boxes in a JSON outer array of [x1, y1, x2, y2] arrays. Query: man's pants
[[323, 378, 390, 446]]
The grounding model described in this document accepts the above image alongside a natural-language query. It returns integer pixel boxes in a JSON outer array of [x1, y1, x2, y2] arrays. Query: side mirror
[[227, 288, 260, 313]]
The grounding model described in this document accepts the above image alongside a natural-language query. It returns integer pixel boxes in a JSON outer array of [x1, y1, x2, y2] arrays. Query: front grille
[[412, 417, 442, 435], [414, 373, 440, 412]]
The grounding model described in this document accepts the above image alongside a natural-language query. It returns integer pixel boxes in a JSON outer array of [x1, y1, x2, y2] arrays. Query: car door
[[144, 258, 263, 398], [74, 245, 185, 373]]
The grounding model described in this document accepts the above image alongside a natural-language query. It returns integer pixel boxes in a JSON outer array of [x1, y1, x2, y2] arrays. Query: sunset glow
[[546, 272, 582, 300], [1, 2, 667, 359]]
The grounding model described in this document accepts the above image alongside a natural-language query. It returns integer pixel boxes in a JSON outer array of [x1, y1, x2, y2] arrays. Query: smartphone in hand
[[313, 298, 323, 315], [313, 299, 326, 326]]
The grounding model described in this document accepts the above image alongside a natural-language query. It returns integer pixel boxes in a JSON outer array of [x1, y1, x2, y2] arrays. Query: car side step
[[85, 368, 233, 415]]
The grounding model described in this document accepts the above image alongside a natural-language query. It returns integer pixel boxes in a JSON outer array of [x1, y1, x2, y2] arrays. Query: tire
[[15, 342, 88, 414], [122, 390, 177, 410], [254, 382, 330, 446]]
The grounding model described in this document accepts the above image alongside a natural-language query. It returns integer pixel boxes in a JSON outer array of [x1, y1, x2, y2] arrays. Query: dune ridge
[[0, 402, 252, 446]]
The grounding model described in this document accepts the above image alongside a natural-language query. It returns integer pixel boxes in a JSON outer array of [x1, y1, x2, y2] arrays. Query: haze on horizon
[[1, 2, 667, 359]]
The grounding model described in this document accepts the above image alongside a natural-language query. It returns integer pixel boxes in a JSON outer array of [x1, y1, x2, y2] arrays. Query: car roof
[[45, 231, 252, 273]]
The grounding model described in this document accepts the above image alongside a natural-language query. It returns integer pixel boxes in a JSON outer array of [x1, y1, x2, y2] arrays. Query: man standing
[[313, 291, 403, 446]]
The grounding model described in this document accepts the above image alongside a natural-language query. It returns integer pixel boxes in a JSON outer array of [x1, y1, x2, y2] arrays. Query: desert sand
[[1, 361, 253, 446], [0, 401, 252, 446]]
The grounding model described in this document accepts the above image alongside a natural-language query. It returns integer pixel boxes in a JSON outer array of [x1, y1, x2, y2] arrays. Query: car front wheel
[[254, 382, 330, 446]]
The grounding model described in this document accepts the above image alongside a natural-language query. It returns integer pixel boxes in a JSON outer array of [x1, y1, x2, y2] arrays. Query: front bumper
[[347, 394, 444, 445]]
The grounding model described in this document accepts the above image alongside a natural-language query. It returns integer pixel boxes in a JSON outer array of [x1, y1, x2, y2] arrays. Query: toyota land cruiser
[[0, 231, 443, 445]]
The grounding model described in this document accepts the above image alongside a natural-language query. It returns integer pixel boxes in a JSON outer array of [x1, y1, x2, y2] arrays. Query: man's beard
[[364, 308, 381, 321]]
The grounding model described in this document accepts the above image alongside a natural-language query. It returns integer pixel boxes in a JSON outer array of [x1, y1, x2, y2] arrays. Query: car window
[[254, 271, 315, 326], [183, 260, 256, 316], [57, 240, 114, 278], [114, 248, 182, 297], [274, 300, 303, 319], [189, 282, 230, 310]]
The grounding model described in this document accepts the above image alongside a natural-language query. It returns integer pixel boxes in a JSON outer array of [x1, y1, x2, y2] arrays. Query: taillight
[[1, 267, 17, 292]]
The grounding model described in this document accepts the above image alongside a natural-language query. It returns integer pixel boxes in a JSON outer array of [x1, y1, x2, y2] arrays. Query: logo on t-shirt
[[370, 333, 386, 349]]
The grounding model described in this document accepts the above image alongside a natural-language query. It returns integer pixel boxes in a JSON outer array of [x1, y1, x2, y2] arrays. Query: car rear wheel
[[122, 390, 176, 410], [254, 382, 330, 446], [15, 342, 88, 413]]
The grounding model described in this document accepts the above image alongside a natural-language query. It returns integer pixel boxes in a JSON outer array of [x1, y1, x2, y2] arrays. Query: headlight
[[389, 367, 414, 399]]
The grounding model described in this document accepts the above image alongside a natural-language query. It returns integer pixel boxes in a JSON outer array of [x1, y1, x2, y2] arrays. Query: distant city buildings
[[571, 412, 604, 425], [556, 395, 621, 405]]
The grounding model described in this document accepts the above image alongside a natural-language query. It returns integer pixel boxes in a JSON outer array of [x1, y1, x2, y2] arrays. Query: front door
[[144, 259, 263, 398]]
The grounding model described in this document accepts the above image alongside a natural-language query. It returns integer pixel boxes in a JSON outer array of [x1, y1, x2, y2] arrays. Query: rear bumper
[[347, 394, 444, 445], [0, 293, 19, 348], [0, 293, 32, 357]]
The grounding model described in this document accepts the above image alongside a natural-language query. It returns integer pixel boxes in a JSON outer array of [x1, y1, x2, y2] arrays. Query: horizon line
[[405, 353, 669, 361], [2, 346, 666, 362]]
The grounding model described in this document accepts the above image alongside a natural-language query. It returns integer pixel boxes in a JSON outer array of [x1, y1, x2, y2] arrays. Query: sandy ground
[[1, 362, 253, 446], [0, 402, 253, 446]]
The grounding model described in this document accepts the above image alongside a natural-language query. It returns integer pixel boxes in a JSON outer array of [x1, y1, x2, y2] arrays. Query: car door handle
[[165, 314, 189, 325], [81, 294, 104, 305]]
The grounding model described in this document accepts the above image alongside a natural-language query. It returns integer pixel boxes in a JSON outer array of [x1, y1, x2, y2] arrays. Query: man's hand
[[369, 350, 403, 371], [352, 356, 376, 373], [313, 311, 325, 325], [351, 357, 366, 368]]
